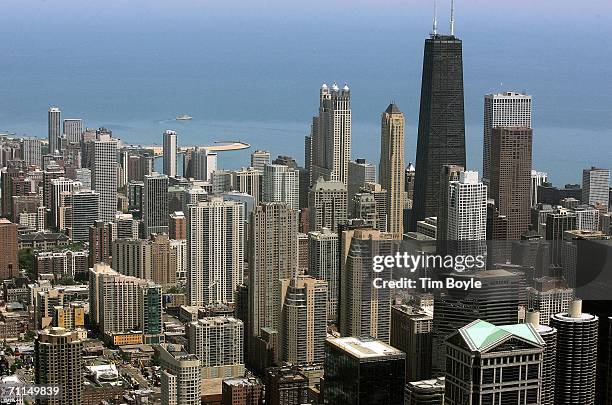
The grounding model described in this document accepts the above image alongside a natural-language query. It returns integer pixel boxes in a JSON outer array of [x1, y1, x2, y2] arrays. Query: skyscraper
[[308, 177, 347, 232], [63, 118, 83, 144], [280, 276, 327, 364], [339, 228, 396, 342], [157, 344, 201, 405], [263, 164, 300, 210], [413, 31, 466, 228], [347, 158, 375, 216], [444, 319, 544, 404], [483, 92, 532, 184], [35, 327, 84, 405], [192, 147, 217, 181], [308, 228, 339, 320], [143, 173, 169, 236], [390, 304, 433, 382], [248, 203, 298, 345], [64, 189, 100, 242], [531, 170, 548, 207], [379, 103, 405, 237], [163, 129, 178, 177], [309, 82, 351, 186], [446, 171, 487, 258], [437, 164, 464, 255], [232, 167, 262, 204], [323, 336, 406, 405], [187, 197, 244, 306], [432, 270, 523, 374], [187, 317, 244, 379], [582, 166, 610, 213], [92, 136, 118, 222], [551, 300, 599, 404], [48, 106, 61, 153], [89, 220, 112, 267], [250, 150, 270, 172], [490, 127, 533, 239], [0, 219, 18, 280], [21, 137, 42, 168]]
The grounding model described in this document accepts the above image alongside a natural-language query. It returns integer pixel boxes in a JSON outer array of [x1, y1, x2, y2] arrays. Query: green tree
[[18, 248, 35, 279]]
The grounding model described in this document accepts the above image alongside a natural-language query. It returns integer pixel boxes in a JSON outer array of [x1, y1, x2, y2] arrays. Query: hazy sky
[[1, 0, 611, 184]]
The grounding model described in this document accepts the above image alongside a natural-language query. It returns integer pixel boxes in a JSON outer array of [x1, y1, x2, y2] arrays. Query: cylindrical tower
[[551, 300, 598, 404]]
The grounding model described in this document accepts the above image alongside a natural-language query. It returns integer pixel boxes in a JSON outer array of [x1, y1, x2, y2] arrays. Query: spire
[[450, 0, 455, 36], [432, 0, 438, 35]]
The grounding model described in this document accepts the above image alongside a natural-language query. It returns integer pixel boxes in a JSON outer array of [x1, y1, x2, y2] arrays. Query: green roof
[[459, 320, 544, 351]]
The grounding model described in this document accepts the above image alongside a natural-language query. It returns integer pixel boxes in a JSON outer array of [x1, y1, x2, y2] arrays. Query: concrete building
[[582, 167, 610, 212], [222, 377, 264, 405], [551, 300, 599, 404], [187, 317, 244, 379], [323, 336, 405, 405], [21, 137, 42, 168], [490, 127, 533, 239], [92, 136, 118, 222], [263, 164, 300, 210], [308, 228, 339, 320], [390, 305, 433, 382], [348, 159, 375, 216], [0, 219, 18, 280], [63, 118, 83, 144], [280, 276, 327, 364], [48, 106, 61, 153], [309, 82, 351, 186], [35, 327, 83, 405], [187, 198, 244, 306], [157, 344, 201, 405], [483, 92, 532, 184], [404, 377, 445, 405], [232, 167, 262, 204], [531, 170, 548, 207], [444, 319, 544, 404], [250, 150, 270, 173], [379, 103, 405, 237], [308, 177, 347, 232], [143, 173, 169, 236], [163, 130, 178, 177]]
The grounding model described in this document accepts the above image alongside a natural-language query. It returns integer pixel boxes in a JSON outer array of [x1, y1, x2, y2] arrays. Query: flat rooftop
[[328, 336, 403, 359]]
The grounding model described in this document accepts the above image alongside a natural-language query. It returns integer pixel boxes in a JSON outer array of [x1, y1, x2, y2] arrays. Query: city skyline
[[0, 2, 611, 404]]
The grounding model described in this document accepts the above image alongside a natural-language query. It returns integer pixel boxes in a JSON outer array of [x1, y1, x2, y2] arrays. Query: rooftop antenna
[[432, 0, 438, 35], [450, 0, 455, 36]]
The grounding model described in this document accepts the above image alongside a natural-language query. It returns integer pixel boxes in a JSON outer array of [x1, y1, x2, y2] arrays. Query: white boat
[[176, 114, 193, 121]]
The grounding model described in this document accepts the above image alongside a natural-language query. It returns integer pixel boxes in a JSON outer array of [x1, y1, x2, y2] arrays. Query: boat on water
[[176, 114, 193, 121]]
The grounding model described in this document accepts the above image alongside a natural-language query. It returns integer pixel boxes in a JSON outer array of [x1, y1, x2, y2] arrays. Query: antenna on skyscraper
[[450, 0, 455, 36], [432, 0, 438, 35]]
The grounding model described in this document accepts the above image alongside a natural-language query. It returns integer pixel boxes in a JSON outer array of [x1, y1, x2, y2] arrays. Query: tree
[[18, 248, 35, 279]]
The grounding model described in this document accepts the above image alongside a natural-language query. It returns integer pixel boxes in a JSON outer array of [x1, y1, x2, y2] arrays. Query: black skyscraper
[[413, 34, 466, 229]]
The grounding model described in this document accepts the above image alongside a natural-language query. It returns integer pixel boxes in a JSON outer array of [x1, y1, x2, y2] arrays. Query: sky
[[0, 0, 611, 184]]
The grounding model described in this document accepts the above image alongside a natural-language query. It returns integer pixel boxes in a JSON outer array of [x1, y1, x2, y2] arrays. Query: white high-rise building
[[232, 167, 262, 204], [483, 92, 532, 183], [163, 130, 178, 177], [575, 204, 600, 231], [447, 171, 488, 256], [192, 148, 217, 181], [21, 138, 42, 168], [51, 177, 81, 229], [187, 197, 244, 306], [250, 150, 270, 172], [263, 164, 299, 210], [310, 82, 351, 185], [158, 344, 201, 405], [531, 170, 548, 207], [143, 173, 169, 236], [582, 167, 610, 213], [187, 317, 244, 379], [48, 107, 61, 153], [63, 119, 83, 144], [308, 228, 339, 320], [92, 137, 118, 222]]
